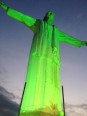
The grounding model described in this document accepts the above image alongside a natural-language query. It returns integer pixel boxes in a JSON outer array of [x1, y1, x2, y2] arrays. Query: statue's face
[[47, 11, 55, 22]]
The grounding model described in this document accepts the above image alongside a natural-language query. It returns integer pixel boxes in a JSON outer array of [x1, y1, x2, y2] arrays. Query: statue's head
[[43, 11, 55, 24]]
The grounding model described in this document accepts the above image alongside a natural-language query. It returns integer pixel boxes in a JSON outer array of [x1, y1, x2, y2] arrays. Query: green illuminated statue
[[0, 2, 87, 116]]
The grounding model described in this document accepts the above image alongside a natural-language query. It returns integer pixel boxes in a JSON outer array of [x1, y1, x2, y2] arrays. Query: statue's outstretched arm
[[57, 28, 87, 47], [0, 2, 36, 30]]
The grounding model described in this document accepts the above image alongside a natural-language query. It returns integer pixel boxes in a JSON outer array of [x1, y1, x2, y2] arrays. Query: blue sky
[[0, 0, 87, 115]]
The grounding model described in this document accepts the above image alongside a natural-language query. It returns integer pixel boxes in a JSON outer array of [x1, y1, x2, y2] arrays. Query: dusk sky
[[0, 0, 87, 116]]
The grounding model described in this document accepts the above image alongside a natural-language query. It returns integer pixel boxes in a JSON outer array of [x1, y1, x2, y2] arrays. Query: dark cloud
[[0, 86, 20, 101], [0, 86, 19, 116]]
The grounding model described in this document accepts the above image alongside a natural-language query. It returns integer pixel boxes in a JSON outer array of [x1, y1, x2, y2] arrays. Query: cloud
[[0, 85, 21, 102], [65, 103, 87, 116], [0, 86, 19, 116]]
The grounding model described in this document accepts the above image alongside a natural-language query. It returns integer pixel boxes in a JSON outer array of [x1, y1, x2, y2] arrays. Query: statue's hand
[[81, 41, 87, 46], [0, 1, 8, 11]]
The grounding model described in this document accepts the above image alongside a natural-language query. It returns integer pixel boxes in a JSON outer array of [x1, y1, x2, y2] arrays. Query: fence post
[[62, 85, 66, 116], [18, 82, 26, 116]]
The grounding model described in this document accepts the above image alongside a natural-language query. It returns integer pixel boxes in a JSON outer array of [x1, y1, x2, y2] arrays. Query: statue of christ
[[0, 2, 87, 116]]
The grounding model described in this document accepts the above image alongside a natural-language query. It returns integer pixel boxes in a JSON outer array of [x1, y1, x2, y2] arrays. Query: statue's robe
[[7, 8, 82, 116]]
